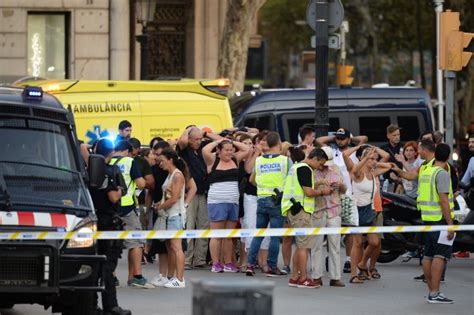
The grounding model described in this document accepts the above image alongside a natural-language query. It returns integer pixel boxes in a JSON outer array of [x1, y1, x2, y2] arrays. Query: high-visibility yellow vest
[[418, 158, 435, 180], [110, 156, 136, 207], [281, 163, 315, 217], [254, 154, 289, 197], [417, 165, 454, 222]]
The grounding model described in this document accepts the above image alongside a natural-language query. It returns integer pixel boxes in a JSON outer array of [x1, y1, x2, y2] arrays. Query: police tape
[[1, 225, 474, 241]]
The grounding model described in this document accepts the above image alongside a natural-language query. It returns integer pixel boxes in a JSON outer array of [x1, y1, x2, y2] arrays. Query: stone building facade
[[0, 0, 261, 83]]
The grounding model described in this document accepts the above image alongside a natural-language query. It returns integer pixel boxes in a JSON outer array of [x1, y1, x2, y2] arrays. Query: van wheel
[[61, 292, 95, 315]]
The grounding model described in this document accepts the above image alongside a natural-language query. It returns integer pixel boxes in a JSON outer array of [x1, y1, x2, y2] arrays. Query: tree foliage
[[259, 0, 474, 135], [217, 0, 267, 96]]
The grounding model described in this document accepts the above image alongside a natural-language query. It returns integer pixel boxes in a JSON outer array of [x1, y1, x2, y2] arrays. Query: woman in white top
[[344, 145, 391, 284], [154, 148, 189, 288]]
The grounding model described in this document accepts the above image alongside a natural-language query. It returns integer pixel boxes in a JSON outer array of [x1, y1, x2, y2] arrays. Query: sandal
[[357, 265, 371, 280], [370, 268, 381, 280], [350, 276, 364, 284]]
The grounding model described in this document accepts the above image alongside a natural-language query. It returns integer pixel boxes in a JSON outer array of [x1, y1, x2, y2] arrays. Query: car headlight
[[66, 218, 97, 248]]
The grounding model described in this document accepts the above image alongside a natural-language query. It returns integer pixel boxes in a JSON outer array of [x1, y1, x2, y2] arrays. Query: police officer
[[281, 148, 330, 288], [90, 139, 131, 315], [245, 131, 290, 277], [417, 143, 455, 304]]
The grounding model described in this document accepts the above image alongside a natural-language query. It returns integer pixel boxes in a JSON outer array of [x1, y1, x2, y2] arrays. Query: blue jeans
[[247, 197, 285, 269]]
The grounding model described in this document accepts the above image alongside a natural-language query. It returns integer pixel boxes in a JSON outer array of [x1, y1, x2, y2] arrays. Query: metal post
[[136, 29, 149, 80], [434, 0, 445, 133], [314, 0, 329, 138], [445, 70, 455, 157]]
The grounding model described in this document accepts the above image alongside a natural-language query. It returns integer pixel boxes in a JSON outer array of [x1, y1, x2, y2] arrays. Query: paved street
[[2, 254, 473, 315]]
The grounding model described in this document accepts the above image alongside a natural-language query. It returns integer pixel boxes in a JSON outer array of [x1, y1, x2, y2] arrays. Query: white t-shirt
[[331, 144, 359, 195]]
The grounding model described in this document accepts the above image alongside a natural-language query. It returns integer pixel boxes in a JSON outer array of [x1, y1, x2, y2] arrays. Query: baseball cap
[[321, 146, 334, 166], [335, 128, 350, 139], [386, 124, 402, 134]]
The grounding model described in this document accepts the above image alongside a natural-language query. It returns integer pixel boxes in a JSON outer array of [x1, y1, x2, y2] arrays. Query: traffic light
[[439, 10, 474, 71], [336, 65, 354, 86]]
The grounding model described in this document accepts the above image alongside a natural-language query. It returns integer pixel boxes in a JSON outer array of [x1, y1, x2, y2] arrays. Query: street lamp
[[135, 0, 158, 80]]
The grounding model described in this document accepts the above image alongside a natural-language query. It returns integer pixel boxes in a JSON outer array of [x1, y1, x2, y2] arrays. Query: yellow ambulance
[[16, 79, 233, 145]]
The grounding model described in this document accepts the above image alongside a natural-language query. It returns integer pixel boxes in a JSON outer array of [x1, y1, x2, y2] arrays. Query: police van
[[16, 79, 234, 145], [0, 86, 105, 314], [233, 87, 435, 146]]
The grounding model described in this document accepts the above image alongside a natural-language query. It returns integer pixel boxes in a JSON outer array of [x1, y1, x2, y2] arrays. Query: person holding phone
[[310, 146, 347, 287]]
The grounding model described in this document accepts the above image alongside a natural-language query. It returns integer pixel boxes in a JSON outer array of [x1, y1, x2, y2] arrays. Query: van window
[[359, 116, 391, 142], [243, 115, 274, 131], [397, 116, 420, 141], [282, 114, 340, 143]]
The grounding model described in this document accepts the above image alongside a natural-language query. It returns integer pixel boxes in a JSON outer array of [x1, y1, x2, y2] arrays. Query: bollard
[[192, 278, 274, 315]]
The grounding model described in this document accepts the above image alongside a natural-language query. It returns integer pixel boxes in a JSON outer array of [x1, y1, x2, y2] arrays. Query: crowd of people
[[84, 119, 474, 313]]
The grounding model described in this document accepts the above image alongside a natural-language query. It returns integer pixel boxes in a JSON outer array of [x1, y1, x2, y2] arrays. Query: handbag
[[341, 194, 359, 226]]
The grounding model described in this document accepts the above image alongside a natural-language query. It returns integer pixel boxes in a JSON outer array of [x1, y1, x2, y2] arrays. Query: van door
[[138, 92, 231, 143], [348, 110, 426, 145]]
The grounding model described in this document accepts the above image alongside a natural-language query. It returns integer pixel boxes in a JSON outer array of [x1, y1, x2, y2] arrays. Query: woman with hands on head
[[202, 138, 250, 273], [343, 145, 392, 283]]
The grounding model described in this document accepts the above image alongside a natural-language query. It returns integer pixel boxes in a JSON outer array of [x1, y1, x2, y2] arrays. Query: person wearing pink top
[[310, 146, 347, 287]]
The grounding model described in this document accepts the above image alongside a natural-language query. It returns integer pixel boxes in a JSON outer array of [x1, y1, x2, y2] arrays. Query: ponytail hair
[[161, 148, 190, 180]]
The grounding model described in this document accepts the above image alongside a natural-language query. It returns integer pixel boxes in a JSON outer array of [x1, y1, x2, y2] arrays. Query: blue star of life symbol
[[86, 125, 111, 145]]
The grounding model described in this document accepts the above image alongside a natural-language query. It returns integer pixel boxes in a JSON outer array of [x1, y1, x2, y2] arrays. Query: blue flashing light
[[22, 86, 43, 100]]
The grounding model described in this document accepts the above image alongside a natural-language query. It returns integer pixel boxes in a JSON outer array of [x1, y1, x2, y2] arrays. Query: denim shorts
[[167, 215, 184, 230], [208, 203, 239, 222], [357, 204, 375, 227], [423, 231, 452, 261]]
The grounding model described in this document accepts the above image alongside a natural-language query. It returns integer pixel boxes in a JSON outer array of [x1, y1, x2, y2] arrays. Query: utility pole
[[445, 70, 455, 152], [314, 0, 329, 138], [433, 0, 445, 133]]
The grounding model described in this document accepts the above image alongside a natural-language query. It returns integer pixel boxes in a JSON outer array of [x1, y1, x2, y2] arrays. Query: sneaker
[[281, 265, 291, 275], [211, 262, 224, 273], [223, 263, 240, 273], [453, 251, 470, 259], [150, 275, 169, 287], [288, 278, 299, 287], [129, 277, 154, 289], [297, 278, 319, 289], [184, 264, 193, 270], [265, 267, 286, 277], [402, 251, 420, 259], [114, 276, 120, 287], [313, 277, 323, 287], [414, 274, 425, 282], [427, 292, 454, 304], [164, 277, 186, 288], [343, 260, 351, 273], [245, 265, 255, 276]]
